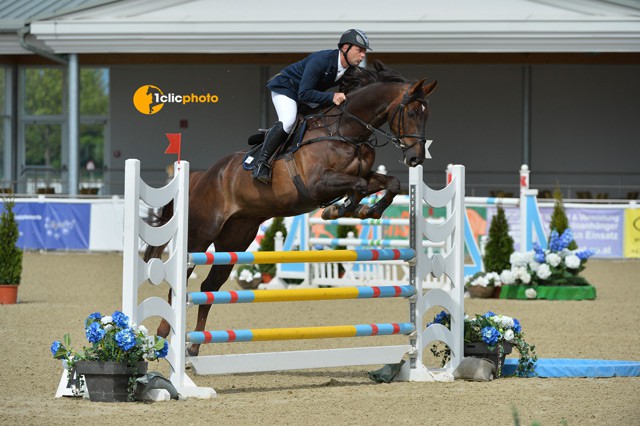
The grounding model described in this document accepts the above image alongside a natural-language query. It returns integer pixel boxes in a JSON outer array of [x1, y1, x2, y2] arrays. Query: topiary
[[258, 217, 287, 277], [483, 205, 514, 273], [549, 185, 578, 250], [0, 199, 23, 285]]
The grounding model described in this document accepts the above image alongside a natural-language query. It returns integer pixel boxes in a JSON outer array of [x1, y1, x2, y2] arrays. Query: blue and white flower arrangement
[[429, 310, 537, 377], [499, 228, 595, 293], [51, 310, 168, 372]]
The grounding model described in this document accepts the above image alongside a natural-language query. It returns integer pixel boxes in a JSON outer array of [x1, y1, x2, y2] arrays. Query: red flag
[[165, 133, 181, 163]]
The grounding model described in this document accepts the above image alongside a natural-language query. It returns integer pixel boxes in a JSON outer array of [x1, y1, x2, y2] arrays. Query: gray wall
[[109, 63, 640, 197]]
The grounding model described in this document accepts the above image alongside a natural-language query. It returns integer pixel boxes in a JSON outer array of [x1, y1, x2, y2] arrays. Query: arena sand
[[0, 254, 639, 425]]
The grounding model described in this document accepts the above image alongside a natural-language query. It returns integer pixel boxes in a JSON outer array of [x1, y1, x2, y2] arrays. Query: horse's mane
[[340, 60, 409, 94]]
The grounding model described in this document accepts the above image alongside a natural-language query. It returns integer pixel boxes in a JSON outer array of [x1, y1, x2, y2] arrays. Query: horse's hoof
[[356, 205, 371, 219], [187, 345, 200, 357], [321, 206, 339, 220]]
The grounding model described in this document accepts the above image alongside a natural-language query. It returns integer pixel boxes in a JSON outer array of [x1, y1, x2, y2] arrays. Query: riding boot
[[252, 121, 288, 184]]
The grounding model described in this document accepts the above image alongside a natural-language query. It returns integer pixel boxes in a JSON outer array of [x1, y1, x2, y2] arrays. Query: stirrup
[[253, 163, 272, 184]]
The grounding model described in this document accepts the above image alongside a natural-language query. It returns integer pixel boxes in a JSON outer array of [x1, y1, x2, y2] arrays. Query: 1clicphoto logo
[[133, 84, 219, 115]]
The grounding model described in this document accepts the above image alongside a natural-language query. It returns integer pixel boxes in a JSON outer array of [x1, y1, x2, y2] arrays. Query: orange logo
[[133, 85, 165, 115]]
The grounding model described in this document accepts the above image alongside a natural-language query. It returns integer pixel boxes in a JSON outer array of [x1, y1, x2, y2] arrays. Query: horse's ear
[[409, 79, 426, 95], [422, 80, 438, 96]]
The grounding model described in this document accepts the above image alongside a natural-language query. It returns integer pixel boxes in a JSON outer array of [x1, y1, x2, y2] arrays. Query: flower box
[[499, 285, 596, 300], [464, 342, 513, 377]]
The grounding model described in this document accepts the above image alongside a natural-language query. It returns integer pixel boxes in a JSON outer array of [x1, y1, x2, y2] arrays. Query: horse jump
[[122, 159, 465, 398]]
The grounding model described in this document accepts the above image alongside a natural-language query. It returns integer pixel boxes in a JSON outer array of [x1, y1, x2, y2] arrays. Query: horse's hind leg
[[188, 219, 262, 357]]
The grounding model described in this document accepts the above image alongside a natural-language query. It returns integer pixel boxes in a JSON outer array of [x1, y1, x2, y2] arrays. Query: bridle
[[337, 87, 429, 153]]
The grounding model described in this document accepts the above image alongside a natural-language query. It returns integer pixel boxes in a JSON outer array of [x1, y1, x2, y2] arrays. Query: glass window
[[24, 68, 63, 115], [80, 68, 109, 115], [80, 122, 105, 180]]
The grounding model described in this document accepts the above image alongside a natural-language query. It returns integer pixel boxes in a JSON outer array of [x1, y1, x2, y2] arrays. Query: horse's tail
[[143, 202, 174, 262]]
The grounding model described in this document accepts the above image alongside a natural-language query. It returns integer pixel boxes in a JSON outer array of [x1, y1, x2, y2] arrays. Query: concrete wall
[[108, 62, 640, 197]]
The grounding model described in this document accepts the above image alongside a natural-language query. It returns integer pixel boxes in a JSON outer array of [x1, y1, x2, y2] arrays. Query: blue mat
[[503, 358, 640, 378]]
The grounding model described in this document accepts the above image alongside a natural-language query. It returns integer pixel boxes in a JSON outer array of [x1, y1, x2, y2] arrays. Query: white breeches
[[271, 92, 297, 133]]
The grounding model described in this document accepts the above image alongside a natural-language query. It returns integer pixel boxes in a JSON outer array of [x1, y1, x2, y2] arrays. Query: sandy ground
[[0, 253, 639, 426]]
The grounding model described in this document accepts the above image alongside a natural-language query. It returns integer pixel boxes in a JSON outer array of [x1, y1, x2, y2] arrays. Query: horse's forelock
[[340, 60, 410, 94]]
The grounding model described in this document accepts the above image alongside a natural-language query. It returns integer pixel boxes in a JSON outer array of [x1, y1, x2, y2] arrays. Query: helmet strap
[[341, 44, 354, 67]]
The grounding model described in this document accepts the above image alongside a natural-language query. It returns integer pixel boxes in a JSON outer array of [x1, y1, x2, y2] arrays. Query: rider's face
[[343, 45, 367, 66]]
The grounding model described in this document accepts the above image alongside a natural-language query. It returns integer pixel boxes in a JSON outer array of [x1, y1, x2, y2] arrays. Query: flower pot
[[468, 285, 495, 298], [464, 342, 512, 377], [75, 361, 148, 402], [261, 273, 272, 283], [236, 278, 261, 289], [0, 285, 18, 304]]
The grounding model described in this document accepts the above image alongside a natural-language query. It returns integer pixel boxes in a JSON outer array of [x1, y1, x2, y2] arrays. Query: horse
[[145, 61, 437, 356]]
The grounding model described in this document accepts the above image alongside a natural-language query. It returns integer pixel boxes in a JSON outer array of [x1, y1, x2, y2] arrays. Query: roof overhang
[[13, 0, 640, 55]]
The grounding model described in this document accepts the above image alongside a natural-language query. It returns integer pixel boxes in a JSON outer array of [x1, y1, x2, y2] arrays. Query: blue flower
[[434, 310, 450, 325], [481, 326, 500, 345], [86, 322, 106, 343], [576, 248, 596, 260], [513, 318, 521, 333], [483, 311, 496, 318], [549, 230, 560, 252], [85, 311, 102, 327], [156, 340, 169, 359], [559, 228, 574, 250], [115, 328, 137, 351], [50, 340, 62, 356], [112, 311, 130, 329]]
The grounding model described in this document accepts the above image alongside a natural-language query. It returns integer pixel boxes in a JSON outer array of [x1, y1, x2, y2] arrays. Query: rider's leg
[[252, 93, 295, 184]]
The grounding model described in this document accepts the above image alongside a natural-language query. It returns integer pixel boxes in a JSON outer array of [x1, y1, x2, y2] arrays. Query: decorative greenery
[[51, 311, 168, 397], [484, 205, 514, 273], [465, 271, 502, 289], [500, 228, 595, 294], [549, 186, 577, 250], [429, 310, 538, 378], [258, 217, 287, 277], [0, 199, 23, 285]]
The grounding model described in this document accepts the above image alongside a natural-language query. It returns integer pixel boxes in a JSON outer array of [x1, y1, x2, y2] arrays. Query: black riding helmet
[[338, 29, 372, 51]]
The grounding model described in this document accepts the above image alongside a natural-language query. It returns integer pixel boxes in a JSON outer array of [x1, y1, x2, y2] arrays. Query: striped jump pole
[[310, 217, 410, 226], [189, 248, 415, 266], [187, 323, 415, 344], [309, 237, 444, 248], [188, 285, 416, 305]]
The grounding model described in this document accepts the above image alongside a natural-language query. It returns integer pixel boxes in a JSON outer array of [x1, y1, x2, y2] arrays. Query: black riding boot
[[252, 121, 288, 184]]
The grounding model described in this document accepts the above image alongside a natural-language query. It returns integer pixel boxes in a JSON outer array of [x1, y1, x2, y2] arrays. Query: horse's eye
[[407, 110, 416, 118]]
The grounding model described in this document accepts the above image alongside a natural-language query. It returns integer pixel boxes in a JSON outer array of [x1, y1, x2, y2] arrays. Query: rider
[[252, 28, 372, 184]]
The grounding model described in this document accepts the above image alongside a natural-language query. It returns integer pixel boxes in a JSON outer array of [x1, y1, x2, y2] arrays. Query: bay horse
[[145, 61, 437, 356]]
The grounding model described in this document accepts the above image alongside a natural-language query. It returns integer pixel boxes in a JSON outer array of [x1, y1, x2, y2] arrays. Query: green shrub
[[483, 205, 514, 273], [549, 186, 577, 250], [0, 199, 23, 284]]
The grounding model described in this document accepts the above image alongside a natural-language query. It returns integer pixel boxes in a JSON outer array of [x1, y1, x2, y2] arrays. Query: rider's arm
[[298, 57, 336, 106]]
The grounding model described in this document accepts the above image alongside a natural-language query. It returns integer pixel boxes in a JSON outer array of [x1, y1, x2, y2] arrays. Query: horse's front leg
[[351, 172, 401, 219], [310, 171, 369, 220]]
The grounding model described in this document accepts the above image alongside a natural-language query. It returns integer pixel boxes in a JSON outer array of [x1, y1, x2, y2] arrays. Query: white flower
[[504, 329, 515, 342], [521, 272, 531, 284], [536, 263, 552, 280], [138, 325, 149, 335], [500, 269, 515, 285], [510, 252, 527, 267], [101, 315, 113, 325], [103, 324, 114, 332], [528, 261, 540, 273], [546, 253, 561, 267], [525, 288, 537, 299], [239, 269, 254, 282], [565, 254, 581, 269], [495, 315, 515, 329], [523, 251, 535, 264]]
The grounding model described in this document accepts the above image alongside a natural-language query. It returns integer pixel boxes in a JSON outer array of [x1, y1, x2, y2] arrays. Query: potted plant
[[0, 199, 23, 304], [498, 228, 596, 300], [429, 310, 537, 378], [51, 310, 168, 402], [258, 217, 287, 282], [465, 205, 513, 298], [230, 264, 262, 289]]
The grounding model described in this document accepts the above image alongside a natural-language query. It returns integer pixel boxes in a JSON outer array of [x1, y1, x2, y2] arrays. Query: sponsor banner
[[1, 202, 91, 250], [624, 209, 640, 258], [487, 206, 624, 258]]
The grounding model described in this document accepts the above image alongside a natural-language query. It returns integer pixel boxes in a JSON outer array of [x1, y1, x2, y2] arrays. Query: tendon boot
[[252, 121, 288, 184]]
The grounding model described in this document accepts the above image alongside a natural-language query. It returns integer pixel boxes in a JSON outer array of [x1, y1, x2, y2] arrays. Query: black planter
[[464, 342, 512, 377], [75, 361, 148, 402]]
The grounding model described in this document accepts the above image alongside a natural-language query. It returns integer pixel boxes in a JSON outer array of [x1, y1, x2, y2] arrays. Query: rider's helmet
[[338, 29, 372, 51]]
